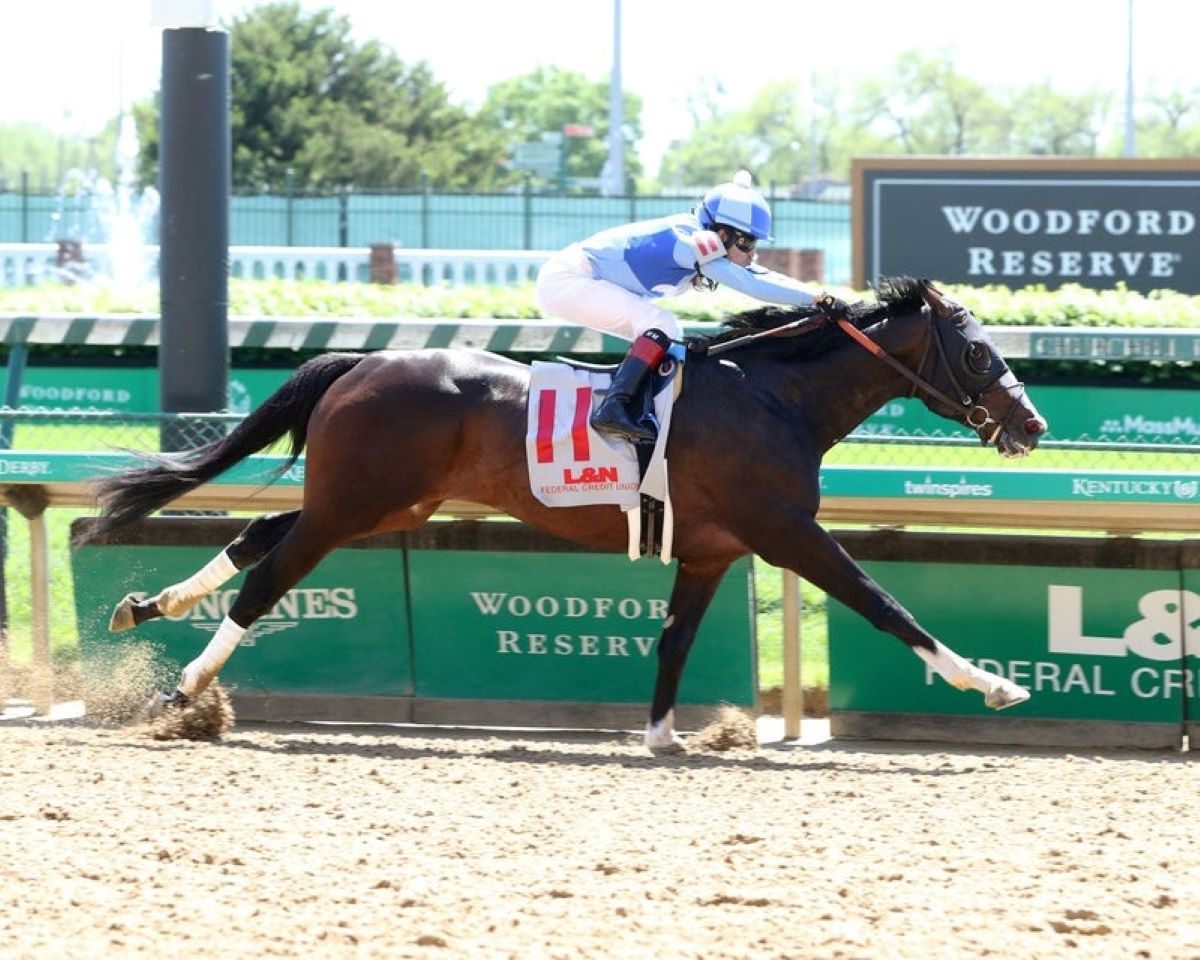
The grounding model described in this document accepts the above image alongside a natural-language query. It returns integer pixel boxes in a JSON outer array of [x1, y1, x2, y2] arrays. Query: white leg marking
[[178, 616, 247, 698], [644, 709, 686, 754], [916, 641, 1030, 710], [156, 550, 239, 618]]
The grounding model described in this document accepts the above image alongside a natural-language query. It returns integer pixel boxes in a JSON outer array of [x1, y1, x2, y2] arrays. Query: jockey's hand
[[816, 292, 850, 316]]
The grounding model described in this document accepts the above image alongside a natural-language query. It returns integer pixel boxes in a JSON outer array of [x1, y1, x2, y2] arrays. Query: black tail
[[80, 353, 365, 544]]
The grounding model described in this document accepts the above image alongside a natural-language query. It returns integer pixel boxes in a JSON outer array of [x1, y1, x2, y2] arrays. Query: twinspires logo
[[903, 475, 993, 498], [469, 590, 667, 658], [158, 586, 359, 644]]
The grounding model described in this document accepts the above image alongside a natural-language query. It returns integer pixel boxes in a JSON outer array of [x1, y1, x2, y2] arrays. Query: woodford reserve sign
[[852, 158, 1200, 293]]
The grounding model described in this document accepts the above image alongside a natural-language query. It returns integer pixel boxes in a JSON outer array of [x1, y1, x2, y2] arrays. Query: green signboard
[[858, 384, 1200, 444], [407, 552, 755, 705], [830, 556, 1187, 725], [70, 521, 757, 713], [11, 367, 292, 414], [73, 543, 412, 696], [16, 366, 158, 412], [820, 465, 1200, 506]]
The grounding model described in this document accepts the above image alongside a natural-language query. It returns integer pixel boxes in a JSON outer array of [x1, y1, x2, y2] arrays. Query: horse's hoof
[[985, 680, 1030, 710], [644, 714, 686, 755], [145, 688, 190, 719], [109, 595, 139, 633]]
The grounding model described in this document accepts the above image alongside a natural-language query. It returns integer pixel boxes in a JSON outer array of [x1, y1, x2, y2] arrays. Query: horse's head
[[913, 282, 1047, 457]]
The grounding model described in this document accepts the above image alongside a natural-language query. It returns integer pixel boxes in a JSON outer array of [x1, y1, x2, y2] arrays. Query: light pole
[[603, 0, 624, 196], [1123, 0, 1135, 158]]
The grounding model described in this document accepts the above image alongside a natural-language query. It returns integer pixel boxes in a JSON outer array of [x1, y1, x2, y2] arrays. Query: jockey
[[535, 169, 823, 443]]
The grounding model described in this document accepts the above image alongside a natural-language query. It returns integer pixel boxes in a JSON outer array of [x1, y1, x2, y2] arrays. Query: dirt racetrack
[[2, 718, 1199, 959]]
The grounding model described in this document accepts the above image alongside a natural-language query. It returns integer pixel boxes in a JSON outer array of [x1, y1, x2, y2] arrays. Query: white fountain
[[48, 110, 159, 292]]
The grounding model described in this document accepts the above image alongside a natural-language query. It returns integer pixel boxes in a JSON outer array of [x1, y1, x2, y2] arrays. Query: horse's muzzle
[[992, 414, 1047, 458]]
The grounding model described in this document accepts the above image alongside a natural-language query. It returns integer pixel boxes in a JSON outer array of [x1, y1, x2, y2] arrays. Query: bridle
[[833, 306, 1028, 445]]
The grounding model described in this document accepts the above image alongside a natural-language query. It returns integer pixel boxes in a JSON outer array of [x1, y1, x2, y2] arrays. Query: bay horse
[[82, 277, 1047, 752]]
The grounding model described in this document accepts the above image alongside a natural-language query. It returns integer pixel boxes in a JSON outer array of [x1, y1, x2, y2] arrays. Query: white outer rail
[[0, 243, 550, 287]]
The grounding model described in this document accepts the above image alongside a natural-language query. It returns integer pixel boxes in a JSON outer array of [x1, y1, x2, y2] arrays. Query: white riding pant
[[535, 245, 682, 342]]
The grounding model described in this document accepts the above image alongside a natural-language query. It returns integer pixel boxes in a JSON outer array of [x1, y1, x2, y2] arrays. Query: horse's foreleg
[[913, 644, 1030, 709], [645, 559, 730, 754], [110, 511, 299, 632], [768, 517, 1028, 710]]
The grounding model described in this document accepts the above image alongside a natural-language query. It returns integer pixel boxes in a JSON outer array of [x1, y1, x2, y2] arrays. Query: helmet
[[697, 169, 772, 240]]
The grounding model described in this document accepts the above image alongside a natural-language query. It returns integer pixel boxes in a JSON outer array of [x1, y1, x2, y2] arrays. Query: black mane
[[693, 275, 928, 360]]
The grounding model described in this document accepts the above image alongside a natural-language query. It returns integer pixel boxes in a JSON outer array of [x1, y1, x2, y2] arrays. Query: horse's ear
[[920, 281, 952, 316]]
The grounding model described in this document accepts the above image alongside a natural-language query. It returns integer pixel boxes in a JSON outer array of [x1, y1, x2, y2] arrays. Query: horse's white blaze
[[916, 641, 1030, 709], [155, 550, 238, 617], [178, 616, 246, 697], [644, 710, 685, 752]]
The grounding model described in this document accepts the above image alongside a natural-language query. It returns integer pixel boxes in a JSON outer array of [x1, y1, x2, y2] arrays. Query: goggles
[[729, 230, 757, 253]]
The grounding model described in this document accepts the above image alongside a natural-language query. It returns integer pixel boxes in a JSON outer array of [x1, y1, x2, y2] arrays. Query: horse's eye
[[965, 341, 992, 374]]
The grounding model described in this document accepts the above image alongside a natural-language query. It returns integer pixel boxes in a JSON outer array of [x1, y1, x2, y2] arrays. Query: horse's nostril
[[1025, 417, 1046, 435]]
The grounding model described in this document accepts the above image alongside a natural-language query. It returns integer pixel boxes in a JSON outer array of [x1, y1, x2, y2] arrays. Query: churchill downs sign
[[852, 158, 1200, 293]]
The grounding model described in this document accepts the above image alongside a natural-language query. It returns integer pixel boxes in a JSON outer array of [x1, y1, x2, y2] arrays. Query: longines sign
[[852, 158, 1200, 293]]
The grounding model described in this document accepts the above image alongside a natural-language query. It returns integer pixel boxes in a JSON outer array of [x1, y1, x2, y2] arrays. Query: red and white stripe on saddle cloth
[[525, 360, 677, 518]]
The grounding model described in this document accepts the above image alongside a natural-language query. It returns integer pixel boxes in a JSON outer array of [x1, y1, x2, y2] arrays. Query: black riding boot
[[590, 328, 671, 443]]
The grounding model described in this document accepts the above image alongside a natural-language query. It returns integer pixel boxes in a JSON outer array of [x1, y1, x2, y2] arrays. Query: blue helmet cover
[[698, 170, 772, 239]]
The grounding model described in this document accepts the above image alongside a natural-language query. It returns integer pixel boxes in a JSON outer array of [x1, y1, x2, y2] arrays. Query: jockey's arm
[[698, 257, 817, 307]]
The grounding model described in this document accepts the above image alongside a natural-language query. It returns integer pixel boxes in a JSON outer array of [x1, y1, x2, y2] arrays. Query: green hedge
[[1, 279, 1197, 383], [2, 278, 1198, 326]]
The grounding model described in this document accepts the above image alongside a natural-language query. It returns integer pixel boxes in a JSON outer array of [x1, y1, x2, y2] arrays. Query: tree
[[857, 51, 1009, 155], [135, 2, 509, 191], [1006, 83, 1110, 156], [1124, 85, 1200, 156], [479, 66, 643, 190], [0, 123, 107, 192]]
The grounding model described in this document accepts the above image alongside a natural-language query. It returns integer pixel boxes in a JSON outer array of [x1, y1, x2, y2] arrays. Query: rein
[[702, 313, 829, 356]]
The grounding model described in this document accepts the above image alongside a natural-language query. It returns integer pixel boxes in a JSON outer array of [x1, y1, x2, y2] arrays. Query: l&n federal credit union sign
[[852, 158, 1200, 293]]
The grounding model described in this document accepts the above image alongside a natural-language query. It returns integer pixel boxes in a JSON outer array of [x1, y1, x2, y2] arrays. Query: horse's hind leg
[[109, 511, 299, 632], [170, 512, 369, 703]]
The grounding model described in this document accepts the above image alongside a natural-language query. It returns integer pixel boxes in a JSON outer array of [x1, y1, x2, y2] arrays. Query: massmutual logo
[[148, 585, 359, 644], [1098, 413, 1200, 440], [1070, 476, 1199, 501], [468, 589, 666, 658], [903, 475, 994, 498]]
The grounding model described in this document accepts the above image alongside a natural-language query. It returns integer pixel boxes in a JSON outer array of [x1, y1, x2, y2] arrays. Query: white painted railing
[[0, 243, 551, 288]]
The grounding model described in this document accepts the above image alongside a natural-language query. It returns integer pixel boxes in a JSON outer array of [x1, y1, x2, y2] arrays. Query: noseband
[[833, 306, 1028, 445]]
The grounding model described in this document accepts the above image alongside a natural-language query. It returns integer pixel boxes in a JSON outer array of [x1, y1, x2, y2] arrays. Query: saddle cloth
[[525, 358, 680, 561]]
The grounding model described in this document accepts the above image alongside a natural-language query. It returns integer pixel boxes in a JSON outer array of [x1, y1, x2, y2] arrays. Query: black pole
[[159, 27, 229, 450]]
